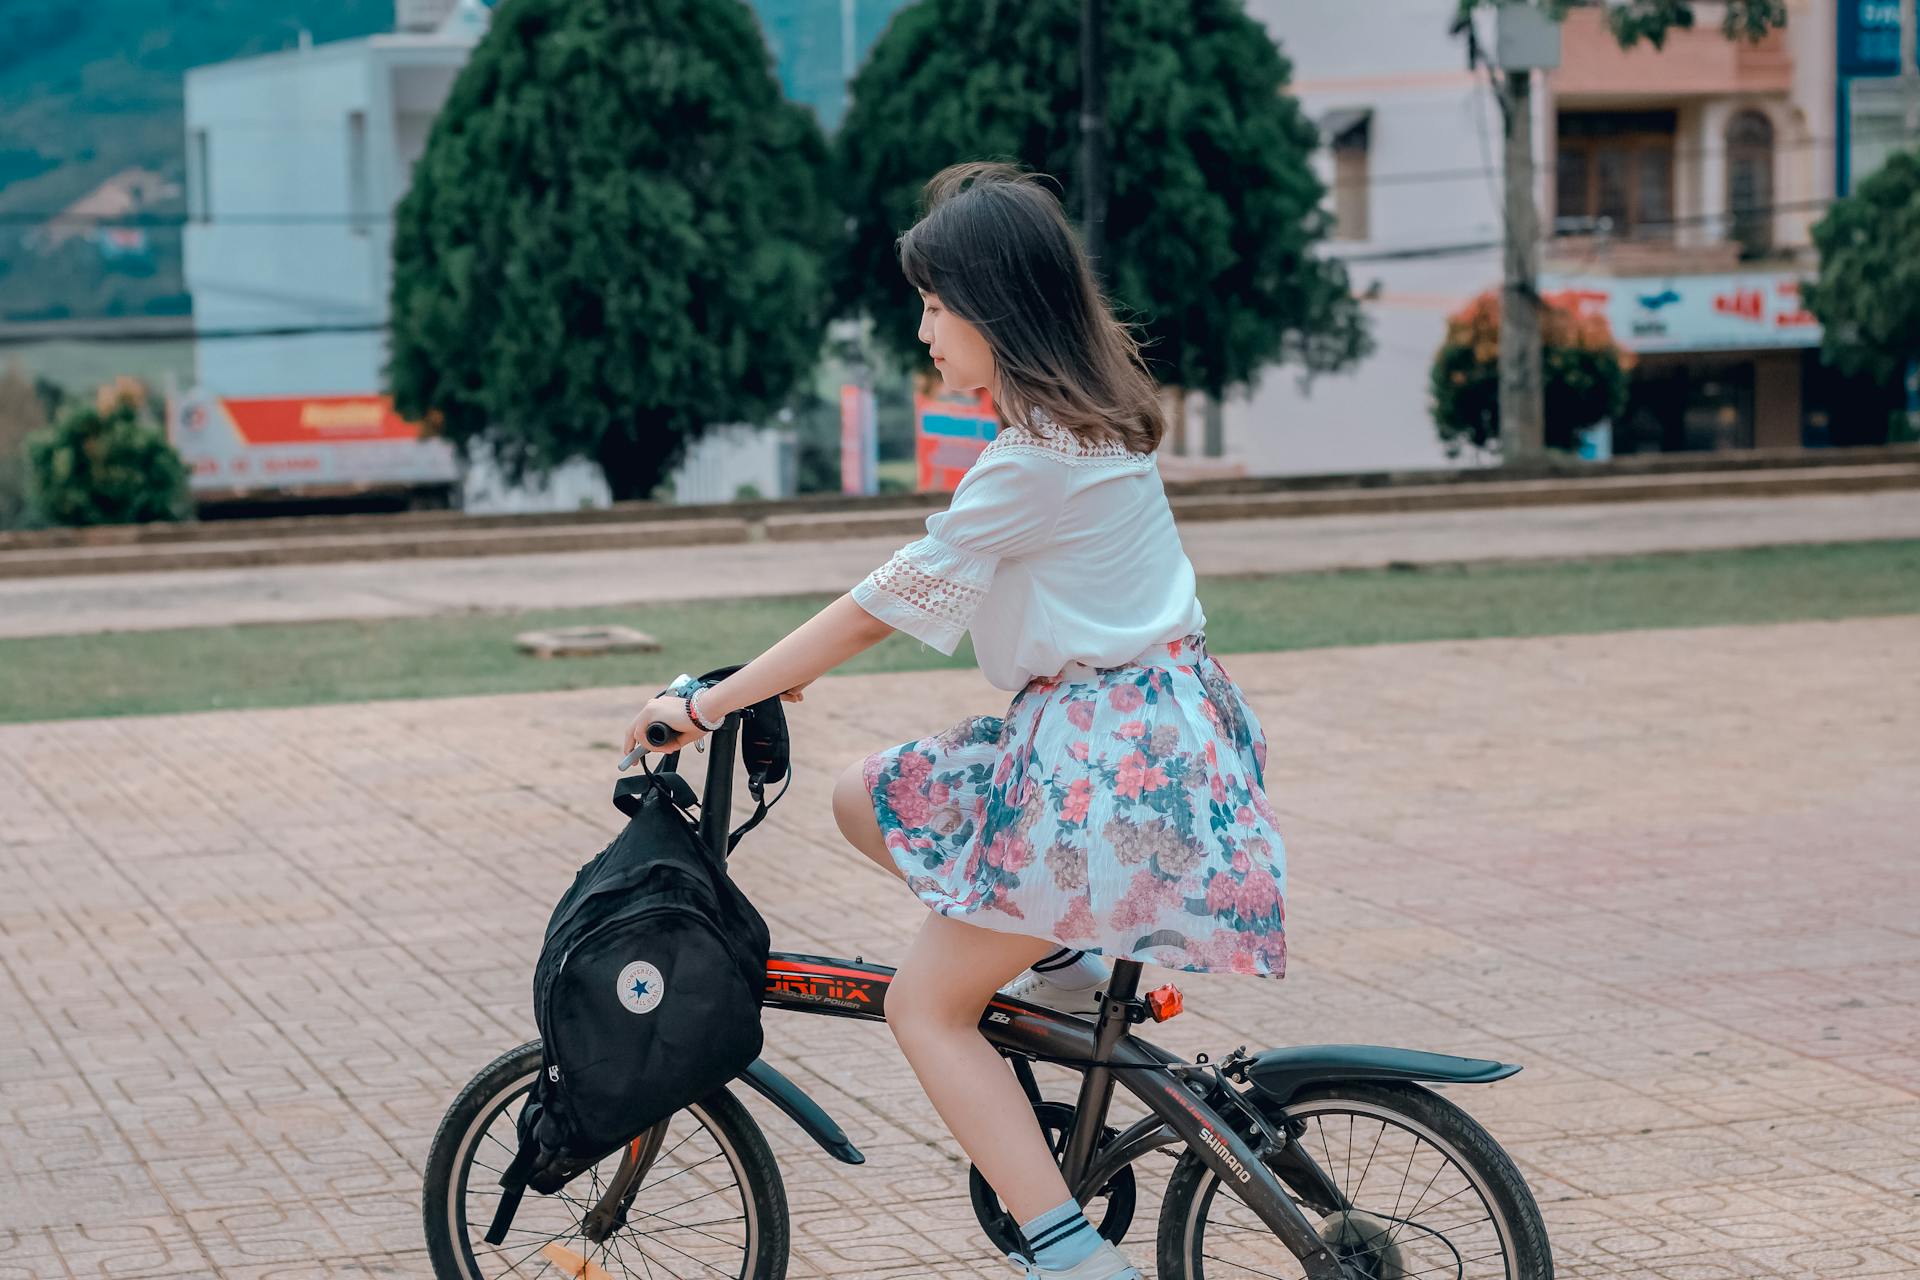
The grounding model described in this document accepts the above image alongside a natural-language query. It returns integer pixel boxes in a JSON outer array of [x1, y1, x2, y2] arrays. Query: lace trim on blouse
[[985, 413, 1154, 470], [852, 535, 994, 653]]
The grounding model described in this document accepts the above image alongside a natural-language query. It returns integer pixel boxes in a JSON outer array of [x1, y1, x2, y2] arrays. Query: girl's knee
[[884, 965, 947, 1047]]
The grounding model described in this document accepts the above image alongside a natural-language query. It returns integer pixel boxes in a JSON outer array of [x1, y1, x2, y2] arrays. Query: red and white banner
[[167, 392, 458, 492]]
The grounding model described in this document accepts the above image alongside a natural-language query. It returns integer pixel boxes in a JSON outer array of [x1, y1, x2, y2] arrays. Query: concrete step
[[4, 442, 1916, 556], [2, 462, 1915, 581], [0, 518, 749, 579]]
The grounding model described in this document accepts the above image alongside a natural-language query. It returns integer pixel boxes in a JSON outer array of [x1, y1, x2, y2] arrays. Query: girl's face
[[918, 290, 995, 395]]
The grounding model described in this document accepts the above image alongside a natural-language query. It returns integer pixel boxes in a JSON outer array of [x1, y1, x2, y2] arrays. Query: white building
[[1224, 0, 1862, 475], [181, 0, 788, 511], [1224, 0, 1508, 477]]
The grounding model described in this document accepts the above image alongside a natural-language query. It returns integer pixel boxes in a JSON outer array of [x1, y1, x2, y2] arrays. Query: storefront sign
[[167, 392, 458, 492], [1839, 0, 1909, 76], [914, 386, 998, 492], [1541, 271, 1821, 354]]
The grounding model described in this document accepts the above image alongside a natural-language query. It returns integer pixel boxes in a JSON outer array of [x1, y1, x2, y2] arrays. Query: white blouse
[[852, 416, 1207, 691]]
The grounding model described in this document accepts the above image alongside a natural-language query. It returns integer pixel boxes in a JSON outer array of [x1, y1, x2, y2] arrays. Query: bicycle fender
[[738, 1059, 865, 1165], [1244, 1044, 1519, 1105]]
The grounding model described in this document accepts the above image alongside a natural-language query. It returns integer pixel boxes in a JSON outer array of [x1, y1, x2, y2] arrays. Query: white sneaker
[[998, 969, 1105, 1017], [1004, 1241, 1143, 1279]]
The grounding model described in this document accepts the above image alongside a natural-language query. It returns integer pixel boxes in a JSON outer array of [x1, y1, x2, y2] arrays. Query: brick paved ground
[[3, 489, 1917, 638], [1, 617, 1915, 1278]]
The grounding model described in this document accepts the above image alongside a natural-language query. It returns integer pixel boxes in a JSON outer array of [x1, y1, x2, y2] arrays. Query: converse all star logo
[[616, 960, 665, 1015]]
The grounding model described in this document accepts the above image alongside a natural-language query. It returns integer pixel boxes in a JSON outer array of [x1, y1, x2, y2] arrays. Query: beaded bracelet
[[684, 686, 722, 733]]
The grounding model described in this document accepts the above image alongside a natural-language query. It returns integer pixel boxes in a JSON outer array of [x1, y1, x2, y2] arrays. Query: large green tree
[[389, 0, 838, 500], [833, 0, 1371, 414], [1802, 150, 1920, 387]]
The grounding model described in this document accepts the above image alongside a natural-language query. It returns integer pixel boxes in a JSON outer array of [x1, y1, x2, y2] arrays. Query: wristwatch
[[664, 673, 721, 732]]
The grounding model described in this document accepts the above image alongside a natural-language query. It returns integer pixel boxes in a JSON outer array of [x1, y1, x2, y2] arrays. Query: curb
[[2, 463, 1916, 581]]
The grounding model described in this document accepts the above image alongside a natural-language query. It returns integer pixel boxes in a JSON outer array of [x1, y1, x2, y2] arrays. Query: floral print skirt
[[863, 634, 1286, 978]]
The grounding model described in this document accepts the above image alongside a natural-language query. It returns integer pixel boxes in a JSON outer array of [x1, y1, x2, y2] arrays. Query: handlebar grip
[[644, 721, 675, 748]]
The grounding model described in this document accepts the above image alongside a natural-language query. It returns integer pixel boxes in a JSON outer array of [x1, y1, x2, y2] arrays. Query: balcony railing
[[1545, 222, 1812, 277]]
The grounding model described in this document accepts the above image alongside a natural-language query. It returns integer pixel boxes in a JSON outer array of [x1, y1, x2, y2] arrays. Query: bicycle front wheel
[[422, 1040, 789, 1280], [1156, 1080, 1551, 1280]]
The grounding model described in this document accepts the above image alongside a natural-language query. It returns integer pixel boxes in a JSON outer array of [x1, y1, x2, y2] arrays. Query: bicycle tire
[[422, 1039, 790, 1280], [1156, 1080, 1552, 1280]]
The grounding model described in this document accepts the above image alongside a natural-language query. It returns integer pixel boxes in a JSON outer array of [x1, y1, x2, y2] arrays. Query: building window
[[1555, 109, 1676, 239], [189, 128, 211, 222], [1726, 109, 1775, 258], [347, 110, 370, 235], [1321, 107, 1371, 242]]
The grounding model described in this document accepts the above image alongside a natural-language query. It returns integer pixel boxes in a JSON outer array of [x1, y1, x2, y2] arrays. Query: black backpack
[[484, 683, 787, 1244]]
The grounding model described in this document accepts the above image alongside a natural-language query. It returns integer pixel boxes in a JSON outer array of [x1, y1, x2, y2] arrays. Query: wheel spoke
[[614, 1226, 743, 1278], [1186, 1098, 1524, 1280], [449, 1081, 763, 1280], [1352, 1117, 1387, 1203], [1198, 1250, 1296, 1280]]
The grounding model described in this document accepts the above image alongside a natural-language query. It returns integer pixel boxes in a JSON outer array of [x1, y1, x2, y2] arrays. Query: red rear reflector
[[1147, 985, 1184, 1022]]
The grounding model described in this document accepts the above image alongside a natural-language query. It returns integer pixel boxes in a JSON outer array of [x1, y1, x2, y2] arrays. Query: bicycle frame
[[677, 712, 1357, 1278], [763, 950, 1352, 1279]]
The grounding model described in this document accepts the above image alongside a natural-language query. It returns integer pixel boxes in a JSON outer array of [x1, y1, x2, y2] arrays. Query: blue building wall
[[1836, 0, 1919, 193], [748, 0, 915, 132]]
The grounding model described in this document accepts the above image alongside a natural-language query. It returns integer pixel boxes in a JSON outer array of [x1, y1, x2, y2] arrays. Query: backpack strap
[[483, 1135, 540, 1245], [614, 770, 696, 818], [727, 769, 790, 852], [483, 1113, 545, 1243]]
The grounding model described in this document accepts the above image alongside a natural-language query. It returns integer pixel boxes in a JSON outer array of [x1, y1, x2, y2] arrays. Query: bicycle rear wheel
[[1156, 1080, 1551, 1279], [423, 1040, 789, 1280]]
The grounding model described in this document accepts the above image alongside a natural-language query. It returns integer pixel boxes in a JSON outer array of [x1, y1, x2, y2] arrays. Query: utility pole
[[1461, 4, 1557, 462], [1078, 0, 1109, 284], [1906, 0, 1920, 438], [1497, 61, 1545, 461], [1904, 0, 1920, 136]]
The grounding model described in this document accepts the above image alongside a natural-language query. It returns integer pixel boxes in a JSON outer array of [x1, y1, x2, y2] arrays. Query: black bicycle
[[423, 712, 1553, 1279]]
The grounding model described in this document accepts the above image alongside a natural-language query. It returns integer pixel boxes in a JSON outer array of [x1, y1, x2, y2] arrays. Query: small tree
[[26, 378, 190, 527], [834, 0, 1371, 427], [1801, 148, 1920, 440], [389, 0, 838, 501], [1431, 290, 1628, 458]]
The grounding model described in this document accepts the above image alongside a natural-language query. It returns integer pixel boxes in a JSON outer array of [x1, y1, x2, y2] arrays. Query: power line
[[3, 124, 1915, 232], [2, 191, 1849, 342], [0, 320, 383, 348]]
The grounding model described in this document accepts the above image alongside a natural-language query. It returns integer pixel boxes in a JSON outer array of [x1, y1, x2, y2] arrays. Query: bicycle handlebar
[[644, 721, 675, 748]]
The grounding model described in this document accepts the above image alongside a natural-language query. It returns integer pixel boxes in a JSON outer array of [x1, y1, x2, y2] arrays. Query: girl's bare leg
[[834, 760, 1072, 1222], [889, 913, 1068, 1222]]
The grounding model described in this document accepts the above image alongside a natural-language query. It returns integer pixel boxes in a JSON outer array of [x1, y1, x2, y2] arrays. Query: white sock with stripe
[[1030, 947, 1109, 991], [1019, 1197, 1101, 1270]]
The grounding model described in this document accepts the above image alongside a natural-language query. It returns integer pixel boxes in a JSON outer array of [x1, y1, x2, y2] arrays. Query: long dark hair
[[897, 162, 1164, 453]]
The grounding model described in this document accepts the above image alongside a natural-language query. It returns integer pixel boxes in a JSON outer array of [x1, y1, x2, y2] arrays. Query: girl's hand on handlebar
[[623, 694, 703, 759]]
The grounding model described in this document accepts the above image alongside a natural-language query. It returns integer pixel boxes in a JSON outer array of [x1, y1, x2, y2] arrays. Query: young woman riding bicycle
[[625, 160, 1288, 1280]]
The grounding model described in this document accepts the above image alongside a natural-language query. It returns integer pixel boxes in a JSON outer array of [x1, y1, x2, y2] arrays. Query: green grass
[[4, 540, 1917, 724]]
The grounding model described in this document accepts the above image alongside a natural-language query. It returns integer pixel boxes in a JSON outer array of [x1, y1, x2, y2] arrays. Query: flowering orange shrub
[[1429, 289, 1630, 457]]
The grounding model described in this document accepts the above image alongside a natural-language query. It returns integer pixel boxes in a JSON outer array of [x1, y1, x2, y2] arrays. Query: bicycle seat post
[[1059, 957, 1144, 1191]]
